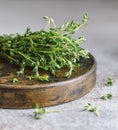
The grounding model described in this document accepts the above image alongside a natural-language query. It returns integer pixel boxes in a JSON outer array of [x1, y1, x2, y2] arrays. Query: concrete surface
[[0, 0, 118, 130]]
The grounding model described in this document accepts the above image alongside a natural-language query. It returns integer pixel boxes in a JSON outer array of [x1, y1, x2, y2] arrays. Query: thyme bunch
[[0, 14, 89, 81]]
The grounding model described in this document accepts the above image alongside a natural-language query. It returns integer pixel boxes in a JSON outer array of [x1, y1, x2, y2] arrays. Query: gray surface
[[0, 0, 118, 130]]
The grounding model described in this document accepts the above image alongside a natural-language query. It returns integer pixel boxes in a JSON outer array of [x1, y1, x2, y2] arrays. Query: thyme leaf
[[101, 93, 112, 100], [106, 76, 114, 86], [34, 104, 46, 120], [34, 104, 59, 120], [12, 78, 19, 83], [84, 103, 99, 116]]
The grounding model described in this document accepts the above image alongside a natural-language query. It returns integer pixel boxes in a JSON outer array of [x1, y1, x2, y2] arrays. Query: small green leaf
[[84, 103, 99, 116], [82, 13, 89, 24], [12, 78, 19, 83], [43, 16, 49, 20], [50, 18, 56, 27], [34, 104, 59, 120], [106, 76, 114, 86], [101, 93, 112, 100], [34, 104, 46, 120]]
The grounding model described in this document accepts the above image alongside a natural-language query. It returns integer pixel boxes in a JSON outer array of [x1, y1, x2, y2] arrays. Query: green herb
[[0, 13, 89, 81], [34, 104, 59, 120], [106, 76, 114, 86], [12, 78, 19, 83], [84, 103, 99, 116], [101, 93, 112, 100], [28, 75, 49, 82], [34, 104, 46, 120]]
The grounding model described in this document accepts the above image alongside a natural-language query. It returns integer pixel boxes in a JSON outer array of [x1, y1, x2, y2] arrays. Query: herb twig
[[84, 103, 99, 116], [34, 104, 59, 120], [34, 104, 46, 120], [106, 76, 114, 86], [101, 93, 112, 100]]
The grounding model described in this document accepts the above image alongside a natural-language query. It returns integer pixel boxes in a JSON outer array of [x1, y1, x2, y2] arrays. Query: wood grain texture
[[0, 54, 96, 108]]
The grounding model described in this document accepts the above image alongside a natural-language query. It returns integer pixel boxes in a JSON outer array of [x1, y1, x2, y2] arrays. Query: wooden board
[[0, 54, 96, 108]]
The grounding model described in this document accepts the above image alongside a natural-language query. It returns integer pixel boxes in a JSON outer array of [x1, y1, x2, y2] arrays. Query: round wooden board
[[0, 54, 96, 109]]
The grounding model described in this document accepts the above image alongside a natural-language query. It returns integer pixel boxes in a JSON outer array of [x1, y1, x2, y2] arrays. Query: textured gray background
[[0, 0, 118, 130]]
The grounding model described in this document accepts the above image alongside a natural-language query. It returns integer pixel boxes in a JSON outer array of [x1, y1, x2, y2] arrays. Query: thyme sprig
[[106, 76, 114, 86], [0, 14, 89, 81], [34, 104, 59, 120], [84, 103, 100, 116], [101, 93, 112, 100], [34, 104, 46, 120]]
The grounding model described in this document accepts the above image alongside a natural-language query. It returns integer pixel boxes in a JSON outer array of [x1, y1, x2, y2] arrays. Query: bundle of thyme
[[0, 14, 89, 81]]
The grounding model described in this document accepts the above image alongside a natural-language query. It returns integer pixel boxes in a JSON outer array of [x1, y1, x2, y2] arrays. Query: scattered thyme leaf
[[84, 103, 99, 116], [34, 104, 46, 120], [101, 93, 112, 100], [34, 104, 59, 120], [12, 78, 19, 83], [106, 76, 114, 86]]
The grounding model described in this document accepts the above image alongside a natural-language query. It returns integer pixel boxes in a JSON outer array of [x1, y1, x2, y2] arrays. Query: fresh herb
[[34, 104, 46, 120], [0, 13, 89, 81], [106, 76, 114, 86], [101, 93, 112, 100], [84, 103, 99, 116], [28, 75, 49, 82], [34, 104, 59, 120], [12, 78, 19, 83]]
